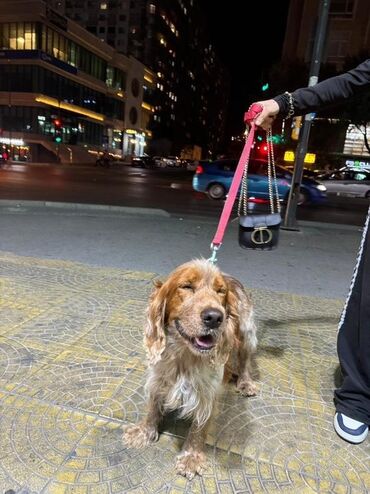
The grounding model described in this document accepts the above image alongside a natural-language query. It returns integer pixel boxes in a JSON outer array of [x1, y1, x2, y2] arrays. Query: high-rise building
[[0, 0, 155, 163], [61, 0, 230, 157]]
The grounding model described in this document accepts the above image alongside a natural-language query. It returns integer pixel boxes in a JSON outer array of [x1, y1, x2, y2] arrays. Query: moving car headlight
[[316, 184, 327, 192]]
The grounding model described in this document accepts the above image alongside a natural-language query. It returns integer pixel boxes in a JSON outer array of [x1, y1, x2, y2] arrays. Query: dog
[[123, 259, 257, 479]]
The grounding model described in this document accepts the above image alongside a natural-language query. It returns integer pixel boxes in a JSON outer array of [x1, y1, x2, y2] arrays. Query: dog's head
[[144, 259, 240, 364]]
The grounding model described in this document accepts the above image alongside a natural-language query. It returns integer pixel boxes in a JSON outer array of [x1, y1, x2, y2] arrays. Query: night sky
[[199, 0, 291, 137]]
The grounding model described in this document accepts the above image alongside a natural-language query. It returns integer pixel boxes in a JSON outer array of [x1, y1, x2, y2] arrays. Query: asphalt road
[[0, 162, 368, 225]]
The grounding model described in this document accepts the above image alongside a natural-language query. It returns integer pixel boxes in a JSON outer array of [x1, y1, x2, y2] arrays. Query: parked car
[[131, 155, 156, 168], [319, 168, 370, 198], [153, 156, 181, 168], [192, 158, 327, 205], [284, 165, 322, 179]]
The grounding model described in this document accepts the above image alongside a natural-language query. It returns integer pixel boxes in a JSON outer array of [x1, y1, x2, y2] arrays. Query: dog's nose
[[201, 308, 223, 329]]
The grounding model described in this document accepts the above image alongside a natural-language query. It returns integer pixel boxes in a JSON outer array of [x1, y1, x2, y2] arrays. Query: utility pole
[[282, 0, 331, 230]]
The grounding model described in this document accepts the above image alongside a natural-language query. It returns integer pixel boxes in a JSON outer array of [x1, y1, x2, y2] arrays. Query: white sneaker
[[334, 412, 369, 444]]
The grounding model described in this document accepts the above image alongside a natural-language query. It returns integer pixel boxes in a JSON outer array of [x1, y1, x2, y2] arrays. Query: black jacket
[[274, 59, 370, 117]]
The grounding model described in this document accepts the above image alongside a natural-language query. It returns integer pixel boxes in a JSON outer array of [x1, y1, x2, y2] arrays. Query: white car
[[153, 156, 180, 168], [319, 169, 370, 199]]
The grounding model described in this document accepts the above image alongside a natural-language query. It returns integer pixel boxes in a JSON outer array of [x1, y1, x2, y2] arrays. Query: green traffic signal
[[54, 136, 62, 144], [261, 82, 269, 91]]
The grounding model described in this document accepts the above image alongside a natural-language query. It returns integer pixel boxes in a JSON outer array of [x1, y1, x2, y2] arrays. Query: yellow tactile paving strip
[[0, 252, 369, 493]]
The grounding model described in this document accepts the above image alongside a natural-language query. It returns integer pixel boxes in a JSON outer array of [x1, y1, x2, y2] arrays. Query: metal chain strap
[[238, 129, 249, 216], [238, 127, 280, 217], [267, 128, 281, 214]]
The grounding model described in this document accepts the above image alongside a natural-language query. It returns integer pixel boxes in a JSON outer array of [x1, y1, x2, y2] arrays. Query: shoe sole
[[334, 414, 368, 444]]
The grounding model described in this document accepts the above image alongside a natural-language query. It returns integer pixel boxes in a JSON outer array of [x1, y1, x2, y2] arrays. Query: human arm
[[254, 58, 370, 129]]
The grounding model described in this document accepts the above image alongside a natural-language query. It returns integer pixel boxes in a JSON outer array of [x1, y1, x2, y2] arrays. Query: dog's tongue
[[195, 334, 214, 348]]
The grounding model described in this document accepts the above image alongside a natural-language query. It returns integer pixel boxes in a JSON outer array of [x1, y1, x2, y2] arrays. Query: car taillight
[[195, 165, 204, 174]]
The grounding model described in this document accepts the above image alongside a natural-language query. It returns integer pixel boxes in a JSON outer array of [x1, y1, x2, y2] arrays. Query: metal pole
[[282, 0, 331, 230], [8, 61, 12, 161]]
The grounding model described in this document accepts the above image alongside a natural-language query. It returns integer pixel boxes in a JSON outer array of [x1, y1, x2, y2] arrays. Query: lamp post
[[282, 0, 331, 230], [8, 60, 13, 160]]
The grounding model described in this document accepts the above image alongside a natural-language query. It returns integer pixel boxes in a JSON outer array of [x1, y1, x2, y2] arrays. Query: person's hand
[[253, 99, 280, 130]]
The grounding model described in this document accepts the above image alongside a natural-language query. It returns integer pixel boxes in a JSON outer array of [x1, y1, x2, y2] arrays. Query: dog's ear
[[213, 277, 239, 364], [144, 279, 167, 364], [225, 275, 257, 352], [224, 276, 241, 327]]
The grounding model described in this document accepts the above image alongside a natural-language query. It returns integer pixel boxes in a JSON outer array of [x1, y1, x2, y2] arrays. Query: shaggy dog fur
[[123, 259, 257, 478]]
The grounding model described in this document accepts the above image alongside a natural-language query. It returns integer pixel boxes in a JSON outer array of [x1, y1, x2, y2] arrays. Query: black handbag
[[239, 212, 281, 250], [238, 128, 281, 250]]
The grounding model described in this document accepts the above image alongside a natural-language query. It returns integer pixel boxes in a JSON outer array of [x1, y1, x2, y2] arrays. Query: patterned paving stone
[[0, 252, 369, 493]]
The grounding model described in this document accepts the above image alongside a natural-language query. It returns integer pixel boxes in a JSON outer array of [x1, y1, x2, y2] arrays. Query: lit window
[[100, 2, 107, 9], [149, 3, 156, 14], [8, 23, 36, 50]]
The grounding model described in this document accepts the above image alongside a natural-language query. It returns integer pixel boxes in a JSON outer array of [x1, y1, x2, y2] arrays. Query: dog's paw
[[122, 423, 158, 449], [236, 379, 258, 396], [176, 451, 206, 479]]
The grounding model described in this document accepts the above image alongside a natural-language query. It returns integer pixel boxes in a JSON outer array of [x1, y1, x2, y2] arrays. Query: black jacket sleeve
[[274, 59, 370, 117]]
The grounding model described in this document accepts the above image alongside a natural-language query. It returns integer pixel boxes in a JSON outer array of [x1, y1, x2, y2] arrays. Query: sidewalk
[[0, 202, 369, 493]]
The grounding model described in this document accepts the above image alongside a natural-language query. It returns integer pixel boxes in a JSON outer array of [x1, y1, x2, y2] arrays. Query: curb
[[0, 200, 170, 217], [296, 220, 363, 232]]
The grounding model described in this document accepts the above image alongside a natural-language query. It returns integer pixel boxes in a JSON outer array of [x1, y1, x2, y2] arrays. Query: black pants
[[334, 207, 370, 424]]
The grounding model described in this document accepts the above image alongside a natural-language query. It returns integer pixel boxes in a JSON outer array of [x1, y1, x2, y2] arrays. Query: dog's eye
[[180, 284, 194, 291], [217, 288, 226, 295]]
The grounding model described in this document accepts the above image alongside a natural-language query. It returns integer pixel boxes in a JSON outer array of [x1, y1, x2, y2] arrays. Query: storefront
[[123, 129, 147, 158], [0, 137, 31, 161]]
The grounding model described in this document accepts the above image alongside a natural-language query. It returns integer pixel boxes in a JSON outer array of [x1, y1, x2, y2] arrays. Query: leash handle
[[210, 103, 262, 251]]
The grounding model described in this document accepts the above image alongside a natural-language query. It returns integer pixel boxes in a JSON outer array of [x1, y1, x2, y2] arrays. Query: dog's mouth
[[175, 319, 216, 352]]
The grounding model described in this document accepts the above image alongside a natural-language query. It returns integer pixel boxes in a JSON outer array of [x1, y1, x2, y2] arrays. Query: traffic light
[[53, 118, 63, 144], [261, 82, 269, 92]]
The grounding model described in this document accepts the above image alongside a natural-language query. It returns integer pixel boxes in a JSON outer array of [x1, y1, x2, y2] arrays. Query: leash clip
[[208, 243, 220, 264]]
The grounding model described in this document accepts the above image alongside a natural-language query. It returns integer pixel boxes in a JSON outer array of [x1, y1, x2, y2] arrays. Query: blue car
[[192, 158, 327, 205]]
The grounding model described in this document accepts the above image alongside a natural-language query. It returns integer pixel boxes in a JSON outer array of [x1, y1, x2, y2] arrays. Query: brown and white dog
[[123, 259, 257, 479]]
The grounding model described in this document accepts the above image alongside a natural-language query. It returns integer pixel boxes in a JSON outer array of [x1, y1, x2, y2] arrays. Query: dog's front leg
[[236, 345, 258, 396], [176, 419, 210, 479], [123, 395, 163, 449]]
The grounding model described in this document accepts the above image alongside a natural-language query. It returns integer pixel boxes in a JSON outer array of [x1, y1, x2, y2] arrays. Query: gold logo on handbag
[[251, 226, 273, 245]]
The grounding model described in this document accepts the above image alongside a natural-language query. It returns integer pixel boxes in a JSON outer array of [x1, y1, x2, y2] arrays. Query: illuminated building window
[[344, 124, 370, 156], [100, 2, 107, 9], [149, 3, 156, 14], [5, 22, 37, 50]]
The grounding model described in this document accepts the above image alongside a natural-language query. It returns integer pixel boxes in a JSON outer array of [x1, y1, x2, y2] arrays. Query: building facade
[[60, 0, 230, 158], [281, 0, 370, 160], [0, 0, 155, 163], [282, 0, 370, 70]]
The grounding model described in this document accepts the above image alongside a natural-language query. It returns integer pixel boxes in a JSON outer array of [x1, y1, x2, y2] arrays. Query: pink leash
[[208, 103, 262, 263]]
